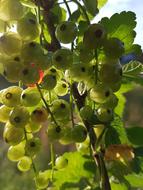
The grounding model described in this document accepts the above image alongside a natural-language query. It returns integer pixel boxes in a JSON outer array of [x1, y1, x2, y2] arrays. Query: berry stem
[[69, 81, 75, 128], [36, 83, 59, 127], [50, 143, 55, 181], [72, 83, 111, 190], [94, 49, 98, 84], [24, 129, 37, 175], [63, 0, 72, 17], [72, 0, 90, 25]]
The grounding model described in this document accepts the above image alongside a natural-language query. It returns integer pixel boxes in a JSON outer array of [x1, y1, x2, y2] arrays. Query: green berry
[[103, 37, 125, 59], [90, 84, 112, 103], [0, 0, 24, 21], [55, 156, 68, 169], [3, 123, 24, 145], [25, 137, 41, 156], [51, 99, 70, 121], [96, 107, 113, 123], [71, 124, 87, 143], [21, 87, 41, 107], [35, 171, 50, 189], [1, 86, 22, 107], [0, 105, 12, 123], [9, 106, 30, 128], [0, 32, 22, 56], [52, 48, 73, 70], [17, 156, 32, 172], [40, 73, 57, 91], [83, 24, 107, 49], [80, 105, 93, 120], [99, 60, 122, 86], [54, 80, 69, 96], [17, 12, 40, 41], [47, 124, 63, 142], [55, 21, 77, 44], [7, 142, 25, 162], [31, 107, 48, 123]]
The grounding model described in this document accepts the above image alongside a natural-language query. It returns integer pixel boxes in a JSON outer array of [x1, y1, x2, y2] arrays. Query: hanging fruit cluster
[[0, 0, 137, 189]]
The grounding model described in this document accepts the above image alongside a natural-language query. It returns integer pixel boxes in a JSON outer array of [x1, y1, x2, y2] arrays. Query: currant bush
[[0, 0, 142, 189]]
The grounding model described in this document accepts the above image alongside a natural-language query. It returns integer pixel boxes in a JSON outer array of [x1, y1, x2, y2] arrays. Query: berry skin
[[2, 57, 23, 83], [55, 156, 68, 169], [80, 105, 93, 120], [21, 87, 41, 107], [3, 123, 24, 145], [102, 94, 118, 109], [40, 73, 57, 91], [103, 37, 125, 59], [17, 156, 32, 172], [1, 86, 22, 107], [54, 80, 69, 96], [77, 42, 94, 63], [69, 63, 92, 82], [71, 124, 87, 143], [20, 65, 40, 85], [0, 0, 24, 21], [7, 142, 25, 162], [31, 107, 48, 123], [52, 48, 73, 70], [0, 32, 22, 56], [51, 99, 70, 121], [55, 21, 77, 44], [35, 170, 50, 190], [20, 42, 44, 65], [25, 121, 41, 133], [0, 105, 12, 123], [90, 84, 112, 103], [99, 60, 122, 86], [59, 127, 73, 145], [96, 107, 113, 123], [25, 137, 41, 157], [17, 12, 40, 41], [83, 24, 107, 49], [47, 124, 63, 142], [9, 106, 30, 128]]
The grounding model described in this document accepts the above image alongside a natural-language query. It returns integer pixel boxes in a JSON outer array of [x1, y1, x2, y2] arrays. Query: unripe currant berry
[[55, 21, 77, 44], [83, 23, 107, 49]]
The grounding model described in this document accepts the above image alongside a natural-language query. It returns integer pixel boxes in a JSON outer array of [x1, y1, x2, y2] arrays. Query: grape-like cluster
[[0, 0, 127, 189]]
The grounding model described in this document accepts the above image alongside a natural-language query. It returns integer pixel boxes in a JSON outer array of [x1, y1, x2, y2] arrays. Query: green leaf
[[20, 0, 36, 8], [125, 173, 143, 188], [126, 127, 143, 146], [105, 115, 129, 146], [83, 0, 98, 16], [115, 83, 134, 116], [78, 20, 89, 36], [105, 126, 121, 146], [123, 61, 143, 75], [126, 44, 142, 55], [134, 147, 143, 157], [70, 9, 81, 22], [100, 11, 136, 52], [111, 115, 129, 144], [111, 182, 128, 190], [123, 75, 143, 86], [98, 0, 108, 9], [53, 152, 96, 189]]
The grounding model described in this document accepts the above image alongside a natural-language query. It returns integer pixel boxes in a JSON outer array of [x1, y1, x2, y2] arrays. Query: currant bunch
[[0, 0, 134, 189]]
